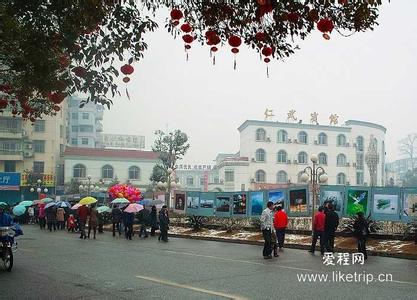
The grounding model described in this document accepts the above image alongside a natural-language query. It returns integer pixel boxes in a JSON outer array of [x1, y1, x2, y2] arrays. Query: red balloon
[[180, 23, 192, 33], [231, 48, 239, 54], [182, 34, 194, 44], [317, 19, 334, 33], [120, 64, 134, 75], [262, 47, 273, 57], [170, 9, 183, 20], [228, 35, 242, 48]]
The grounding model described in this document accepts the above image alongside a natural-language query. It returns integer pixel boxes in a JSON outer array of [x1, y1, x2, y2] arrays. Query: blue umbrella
[[44, 202, 56, 209], [55, 201, 71, 208], [138, 199, 153, 206], [13, 205, 27, 216]]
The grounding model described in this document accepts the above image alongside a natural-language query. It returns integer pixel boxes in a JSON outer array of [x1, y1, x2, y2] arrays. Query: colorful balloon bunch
[[108, 184, 141, 203]]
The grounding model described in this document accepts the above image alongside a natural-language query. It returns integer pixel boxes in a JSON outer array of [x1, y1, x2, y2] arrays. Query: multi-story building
[[174, 163, 219, 192], [67, 95, 104, 148], [0, 106, 67, 202], [385, 158, 417, 186]]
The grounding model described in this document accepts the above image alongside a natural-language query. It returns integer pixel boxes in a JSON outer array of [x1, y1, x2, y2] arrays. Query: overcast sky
[[103, 1, 417, 164]]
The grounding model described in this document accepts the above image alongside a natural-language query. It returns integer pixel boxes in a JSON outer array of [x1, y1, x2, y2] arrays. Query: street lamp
[[30, 178, 48, 199], [300, 154, 328, 232]]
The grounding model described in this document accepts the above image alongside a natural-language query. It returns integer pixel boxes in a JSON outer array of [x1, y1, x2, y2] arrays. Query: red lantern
[[170, 9, 183, 20], [180, 23, 192, 33], [264, 58, 271, 63], [228, 35, 242, 47], [120, 64, 134, 75], [0, 99, 7, 109], [210, 46, 218, 52], [255, 32, 265, 42], [307, 9, 319, 22], [72, 66, 86, 78], [185, 44, 191, 49], [182, 34, 194, 44], [123, 77, 130, 83], [207, 34, 220, 46], [172, 20, 180, 26], [287, 12, 300, 23], [231, 48, 239, 54], [53, 105, 60, 111], [317, 19, 334, 33], [262, 47, 273, 57]]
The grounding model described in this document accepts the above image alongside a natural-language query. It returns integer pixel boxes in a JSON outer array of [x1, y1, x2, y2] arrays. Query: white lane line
[[391, 280, 417, 286], [165, 250, 322, 273], [135, 275, 248, 300]]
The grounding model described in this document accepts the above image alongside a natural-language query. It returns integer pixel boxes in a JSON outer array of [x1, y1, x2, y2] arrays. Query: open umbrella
[[55, 201, 71, 208], [97, 206, 111, 214], [13, 205, 26, 216], [44, 202, 56, 209], [111, 198, 129, 205], [124, 203, 143, 213], [19, 200, 34, 207], [42, 198, 54, 204], [0, 201, 8, 207], [79, 196, 97, 205], [71, 203, 81, 210]]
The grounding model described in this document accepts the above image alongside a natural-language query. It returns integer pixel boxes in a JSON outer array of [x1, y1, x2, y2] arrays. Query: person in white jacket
[[260, 201, 274, 259]]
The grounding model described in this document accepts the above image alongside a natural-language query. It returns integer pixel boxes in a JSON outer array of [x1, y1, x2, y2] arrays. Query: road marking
[[391, 280, 417, 286], [135, 275, 247, 299]]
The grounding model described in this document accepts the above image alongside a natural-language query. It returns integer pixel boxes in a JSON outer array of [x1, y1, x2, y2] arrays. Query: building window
[[277, 150, 287, 163], [81, 138, 89, 145], [71, 113, 78, 120], [71, 138, 78, 145], [356, 153, 364, 170], [34, 120, 45, 132], [318, 132, 327, 145], [225, 170, 234, 182], [71, 126, 78, 132], [356, 172, 364, 185], [82, 113, 89, 120], [60, 144, 64, 156], [102, 165, 114, 179], [128, 166, 140, 180], [337, 154, 347, 166], [33, 140, 45, 153], [298, 131, 308, 144], [356, 136, 364, 151], [297, 171, 305, 183], [186, 176, 194, 186], [276, 171, 287, 183], [298, 151, 308, 164], [79, 125, 93, 132], [337, 134, 346, 146], [214, 177, 219, 184], [255, 170, 266, 183], [255, 148, 266, 162], [255, 128, 266, 141], [318, 153, 327, 165], [200, 177, 205, 185], [33, 161, 44, 174], [73, 164, 86, 178], [277, 130, 288, 143], [337, 173, 346, 185], [4, 161, 16, 172]]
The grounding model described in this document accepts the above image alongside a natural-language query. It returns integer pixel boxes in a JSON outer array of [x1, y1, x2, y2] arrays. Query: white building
[[174, 163, 218, 191], [63, 147, 159, 190], [386, 158, 417, 186], [208, 119, 386, 192]]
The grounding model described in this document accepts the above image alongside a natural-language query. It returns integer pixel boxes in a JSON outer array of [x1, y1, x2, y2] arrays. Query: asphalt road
[[0, 226, 416, 300]]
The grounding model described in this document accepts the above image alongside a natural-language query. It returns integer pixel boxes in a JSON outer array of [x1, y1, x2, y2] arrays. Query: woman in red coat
[[273, 206, 288, 251]]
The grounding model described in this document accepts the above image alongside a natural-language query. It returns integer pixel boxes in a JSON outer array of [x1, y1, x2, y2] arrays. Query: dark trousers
[[325, 231, 336, 252], [39, 217, 46, 229], [262, 229, 272, 257], [47, 221, 56, 231], [139, 225, 148, 237], [58, 221, 65, 230], [88, 225, 97, 239], [125, 224, 133, 240], [79, 220, 86, 238], [159, 227, 168, 241], [275, 228, 286, 248], [357, 238, 367, 259], [310, 230, 325, 254], [98, 223, 103, 233], [112, 222, 121, 236], [150, 226, 157, 236]]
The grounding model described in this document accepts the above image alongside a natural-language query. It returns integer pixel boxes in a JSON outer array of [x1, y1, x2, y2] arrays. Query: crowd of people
[[260, 201, 369, 260]]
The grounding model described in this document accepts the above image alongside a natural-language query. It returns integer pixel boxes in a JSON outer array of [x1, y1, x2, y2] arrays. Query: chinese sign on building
[[0, 172, 21, 191], [175, 164, 213, 170], [21, 173, 55, 187], [103, 134, 145, 149]]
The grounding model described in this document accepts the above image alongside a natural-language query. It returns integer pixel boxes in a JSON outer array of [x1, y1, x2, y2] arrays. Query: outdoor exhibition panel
[[231, 192, 248, 218], [320, 185, 345, 217], [185, 191, 200, 215], [249, 191, 264, 216], [371, 187, 401, 221], [287, 186, 310, 217], [266, 189, 287, 211], [344, 186, 372, 217], [214, 192, 234, 217], [402, 187, 417, 223], [174, 191, 186, 211], [198, 192, 216, 217]]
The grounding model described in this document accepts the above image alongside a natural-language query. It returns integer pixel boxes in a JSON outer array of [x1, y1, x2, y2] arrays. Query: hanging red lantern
[[307, 9, 319, 22], [255, 32, 265, 42], [182, 34, 194, 44], [172, 20, 180, 26], [210, 46, 218, 52], [287, 12, 300, 23], [317, 19, 334, 39], [228, 35, 242, 48], [180, 23, 192, 33], [205, 30, 217, 39], [120, 64, 134, 75], [207, 34, 220, 46], [72, 66, 86, 78], [231, 48, 239, 54], [170, 9, 183, 20], [0, 99, 7, 109], [123, 77, 130, 83], [53, 105, 61, 111], [262, 47, 273, 57], [264, 58, 271, 63]]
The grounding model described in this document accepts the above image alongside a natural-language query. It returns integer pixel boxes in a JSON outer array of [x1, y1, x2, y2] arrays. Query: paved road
[[0, 226, 416, 300]]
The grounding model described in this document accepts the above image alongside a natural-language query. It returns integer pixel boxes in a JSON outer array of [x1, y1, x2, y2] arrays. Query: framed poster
[[289, 188, 308, 213], [199, 192, 215, 217], [346, 188, 370, 216], [249, 191, 264, 216], [215, 193, 232, 217], [174, 192, 186, 211], [371, 187, 401, 221], [232, 193, 247, 216], [320, 185, 344, 216], [185, 191, 199, 215], [268, 190, 286, 209], [402, 188, 417, 222]]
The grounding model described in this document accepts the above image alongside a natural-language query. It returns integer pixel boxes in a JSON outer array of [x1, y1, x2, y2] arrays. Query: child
[[67, 214, 76, 233]]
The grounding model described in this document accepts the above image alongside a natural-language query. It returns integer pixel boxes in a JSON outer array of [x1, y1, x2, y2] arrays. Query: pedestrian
[[38, 204, 46, 229], [88, 205, 98, 239], [260, 201, 274, 259], [138, 206, 150, 238], [123, 210, 134, 240], [111, 205, 122, 237], [28, 206, 35, 224], [149, 205, 158, 236], [45, 206, 57, 231], [324, 203, 339, 252], [56, 207, 65, 230], [77, 204, 89, 239], [67, 214, 76, 232], [353, 211, 369, 260], [158, 205, 170, 242], [309, 206, 326, 255], [98, 212, 104, 234], [273, 205, 288, 251]]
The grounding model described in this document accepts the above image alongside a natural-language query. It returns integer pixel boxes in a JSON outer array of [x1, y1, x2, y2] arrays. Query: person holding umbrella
[[149, 205, 158, 236], [111, 205, 122, 237], [56, 207, 65, 230], [88, 205, 98, 239], [45, 205, 57, 232], [77, 204, 89, 239], [158, 205, 170, 242]]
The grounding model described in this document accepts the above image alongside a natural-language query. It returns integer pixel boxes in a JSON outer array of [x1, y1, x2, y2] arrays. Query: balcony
[[0, 150, 23, 161], [0, 128, 23, 139]]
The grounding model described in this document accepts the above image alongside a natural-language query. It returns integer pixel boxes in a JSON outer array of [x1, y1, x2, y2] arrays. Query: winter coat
[[137, 208, 150, 225], [67, 215, 76, 228], [56, 208, 65, 222], [89, 208, 98, 227], [111, 207, 122, 223], [38, 206, 45, 218], [123, 212, 134, 226], [325, 210, 339, 233], [353, 217, 369, 239], [77, 205, 89, 222], [273, 210, 288, 229], [45, 207, 57, 222], [260, 208, 273, 230], [313, 211, 326, 232], [149, 209, 158, 227], [158, 210, 170, 230]]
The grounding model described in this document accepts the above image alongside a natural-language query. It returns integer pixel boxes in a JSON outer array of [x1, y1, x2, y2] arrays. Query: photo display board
[[345, 187, 371, 216], [267, 189, 286, 210], [232, 192, 248, 217], [185, 191, 200, 215], [249, 191, 264, 216], [371, 187, 401, 221], [402, 188, 417, 222], [199, 192, 215, 216], [215, 193, 233, 217], [174, 192, 186, 211], [288, 187, 309, 216], [320, 185, 344, 216]]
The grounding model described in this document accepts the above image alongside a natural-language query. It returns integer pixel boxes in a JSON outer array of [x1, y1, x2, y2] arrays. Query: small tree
[[399, 134, 417, 170], [152, 130, 190, 172], [403, 169, 417, 187], [149, 164, 167, 183]]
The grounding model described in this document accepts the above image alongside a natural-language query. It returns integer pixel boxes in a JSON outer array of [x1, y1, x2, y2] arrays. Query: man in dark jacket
[[149, 205, 158, 236], [353, 211, 369, 259], [123, 211, 134, 240], [158, 205, 170, 242], [137, 207, 150, 238], [324, 203, 339, 252], [111, 206, 122, 237], [45, 206, 57, 232]]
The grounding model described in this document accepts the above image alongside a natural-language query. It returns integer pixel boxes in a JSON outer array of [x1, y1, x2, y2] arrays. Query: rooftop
[[63, 147, 159, 160]]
